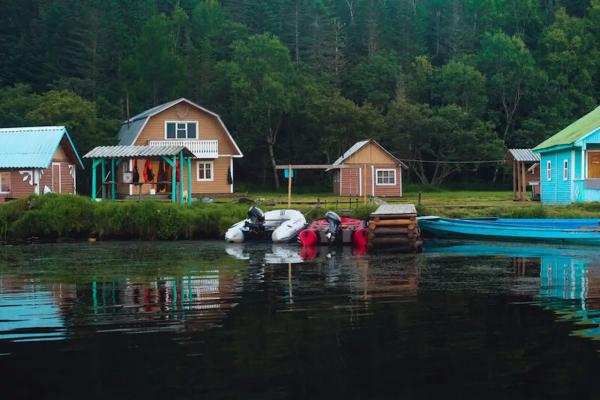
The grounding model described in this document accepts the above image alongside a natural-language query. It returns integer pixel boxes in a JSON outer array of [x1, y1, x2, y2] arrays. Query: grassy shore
[[2, 190, 600, 243]]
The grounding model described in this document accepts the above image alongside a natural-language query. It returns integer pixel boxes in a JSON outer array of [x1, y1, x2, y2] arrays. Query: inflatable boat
[[297, 211, 369, 247], [225, 206, 307, 243]]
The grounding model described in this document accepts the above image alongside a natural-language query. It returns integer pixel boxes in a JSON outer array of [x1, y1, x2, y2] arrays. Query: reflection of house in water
[[0, 267, 244, 342], [88, 270, 243, 333], [0, 278, 69, 342], [428, 241, 600, 339]]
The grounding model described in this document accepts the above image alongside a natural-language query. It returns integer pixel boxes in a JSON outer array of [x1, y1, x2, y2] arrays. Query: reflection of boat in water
[[225, 243, 305, 264], [225, 206, 306, 243], [426, 240, 600, 339], [419, 217, 600, 245]]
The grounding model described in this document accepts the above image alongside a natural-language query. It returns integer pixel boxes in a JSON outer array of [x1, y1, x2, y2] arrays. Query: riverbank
[[2, 192, 600, 243], [0, 194, 374, 243]]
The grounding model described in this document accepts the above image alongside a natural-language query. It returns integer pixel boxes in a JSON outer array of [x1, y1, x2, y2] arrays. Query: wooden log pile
[[368, 204, 422, 253]]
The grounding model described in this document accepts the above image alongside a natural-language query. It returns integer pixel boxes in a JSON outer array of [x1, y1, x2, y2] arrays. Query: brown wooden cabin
[[506, 149, 540, 201], [331, 140, 408, 197], [116, 98, 243, 198], [0, 126, 83, 202]]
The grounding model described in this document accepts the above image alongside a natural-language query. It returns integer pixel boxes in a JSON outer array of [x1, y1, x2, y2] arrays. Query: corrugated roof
[[332, 139, 408, 169], [0, 126, 83, 169], [534, 106, 600, 151], [83, 145, 194, 159], [507, 149, 540, 162], [117, 98, 244, 157]]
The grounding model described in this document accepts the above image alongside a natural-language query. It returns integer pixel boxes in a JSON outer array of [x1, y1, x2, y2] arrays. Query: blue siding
[[540, 149, 573, 204]]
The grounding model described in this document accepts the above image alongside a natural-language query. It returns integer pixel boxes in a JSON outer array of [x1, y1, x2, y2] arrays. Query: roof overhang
[[83, 145, 195, 159]]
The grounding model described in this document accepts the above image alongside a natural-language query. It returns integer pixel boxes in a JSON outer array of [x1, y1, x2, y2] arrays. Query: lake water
[[0, 240, 598, 399]]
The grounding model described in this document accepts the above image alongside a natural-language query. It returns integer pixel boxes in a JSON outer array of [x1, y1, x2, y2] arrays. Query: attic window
[[165, 121, 197, 139]]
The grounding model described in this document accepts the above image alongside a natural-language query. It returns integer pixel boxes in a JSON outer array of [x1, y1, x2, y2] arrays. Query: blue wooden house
[[533, 107, 600, 204]]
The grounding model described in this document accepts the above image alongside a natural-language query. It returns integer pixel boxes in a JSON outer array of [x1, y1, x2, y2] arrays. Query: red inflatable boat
[[298, 211, 369, 247]]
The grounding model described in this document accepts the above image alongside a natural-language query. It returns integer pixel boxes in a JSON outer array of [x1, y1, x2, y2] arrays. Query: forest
[[0, 0, 599, 190]]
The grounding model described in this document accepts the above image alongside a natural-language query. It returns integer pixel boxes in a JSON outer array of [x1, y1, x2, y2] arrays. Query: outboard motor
[[245, 206, 266, 233], [325, 211, 342, 243]]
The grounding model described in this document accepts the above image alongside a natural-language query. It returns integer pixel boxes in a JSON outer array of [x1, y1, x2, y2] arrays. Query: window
[[165, 121, 197, 139], [197, 161, 213, 181], [547, 160, 552, 181], [0, 172, 11, 193], [376, 169, 396, 185], [563, 159, 569, 181]]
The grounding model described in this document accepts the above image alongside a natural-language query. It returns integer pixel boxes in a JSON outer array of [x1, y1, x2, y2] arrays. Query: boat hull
[[418, 217, 600, 245]]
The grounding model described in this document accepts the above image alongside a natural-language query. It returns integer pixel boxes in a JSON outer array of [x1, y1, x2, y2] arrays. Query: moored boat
[[225, 206, 307, 243], [298, 211, 369, 247], [418, 216, 600, 245]]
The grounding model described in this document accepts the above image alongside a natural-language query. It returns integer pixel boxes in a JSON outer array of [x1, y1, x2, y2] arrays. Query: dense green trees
[[2, 0, 600, 189]]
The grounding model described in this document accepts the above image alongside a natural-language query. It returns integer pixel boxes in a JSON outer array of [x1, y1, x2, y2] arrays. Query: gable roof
[[118, 98, 243, 157], [0, 126, 83, 169], [332, 139, 408, 169], [534, 106, 600, 152]]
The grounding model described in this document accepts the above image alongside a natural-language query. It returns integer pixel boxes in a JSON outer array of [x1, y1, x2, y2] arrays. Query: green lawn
[[226, 189, 600, 219]]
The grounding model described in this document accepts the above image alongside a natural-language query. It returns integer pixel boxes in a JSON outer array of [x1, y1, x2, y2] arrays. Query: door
[[51, 162, 61, 193], [588, 152, 600, 178]]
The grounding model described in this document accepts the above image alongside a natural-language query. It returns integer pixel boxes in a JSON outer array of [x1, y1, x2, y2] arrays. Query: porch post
[[101, 159, 106, 200], [92, 159, 97, 201], [521, 161, 527, 200], [581, 147, 586, 179], [512, 160, 517, 200], [111, 159, 116, 202], [171, 156, 177, 204], [179, 151, 184, 206], [187, 157, 192, 205]]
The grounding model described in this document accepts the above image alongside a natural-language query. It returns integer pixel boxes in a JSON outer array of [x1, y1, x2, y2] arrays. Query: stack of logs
[[367, 204, 422, 252]]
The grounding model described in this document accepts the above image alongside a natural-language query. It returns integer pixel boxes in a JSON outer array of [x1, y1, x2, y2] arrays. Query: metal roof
[[0, 126, 83, 169], [83, 145, 194, 159], [507, 149, 540, 162], [534, 106, 600, 151], [332, 139, 408, 169], [117, 98, 243, 157]]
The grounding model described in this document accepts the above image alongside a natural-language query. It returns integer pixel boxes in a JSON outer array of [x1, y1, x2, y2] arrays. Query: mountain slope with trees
[[2, 0, 600, 190]]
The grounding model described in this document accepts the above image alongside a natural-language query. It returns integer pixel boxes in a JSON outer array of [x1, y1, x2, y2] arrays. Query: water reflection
[[0, 243, 246, 342], [427, 240, 600, 340]]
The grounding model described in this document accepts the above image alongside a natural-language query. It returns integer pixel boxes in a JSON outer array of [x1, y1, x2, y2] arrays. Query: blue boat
[[418, 216, 600, 245]]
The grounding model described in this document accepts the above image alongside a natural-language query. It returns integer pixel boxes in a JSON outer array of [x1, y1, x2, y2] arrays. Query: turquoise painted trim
[[574, 126, 600, 147], [534, 143, 576, 154], [111, 159, 116, 202], [162, 156, 175, 168], [61, 127, 85, 169], [171, 156, 176, 204], [91, 158, 98, 201], [187, 157, 192, 206], [179, 151, 184, 206], [101, 160, 106, 200]]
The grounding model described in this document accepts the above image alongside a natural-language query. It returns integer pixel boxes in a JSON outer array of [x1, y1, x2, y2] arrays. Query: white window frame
[[0, 171, 11, 193], [164, 121, 198, 140], [196, 161, 214, 182], [563, 159, 569, 181], [546, 160, 552, 181], [375, 168, 396, 186]]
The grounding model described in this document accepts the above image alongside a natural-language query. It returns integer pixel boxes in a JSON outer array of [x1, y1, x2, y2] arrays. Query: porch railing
[[148, 139, 219, 158]]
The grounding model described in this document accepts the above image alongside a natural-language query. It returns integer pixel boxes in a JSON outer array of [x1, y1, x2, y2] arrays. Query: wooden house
[[0, 126, 83, 202], [331, 140, 407, 197], [115, 98, 243, 197], [534, 106, 600, 204]]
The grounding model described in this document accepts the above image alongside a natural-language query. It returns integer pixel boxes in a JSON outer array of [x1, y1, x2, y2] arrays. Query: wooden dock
[[368, 204, 422, 252]]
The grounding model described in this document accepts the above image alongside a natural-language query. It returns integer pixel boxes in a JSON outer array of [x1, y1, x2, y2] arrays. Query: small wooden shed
[[0, 126, 83, 202], [331, 140, 408, 197], [506, 149, 540, 201]]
